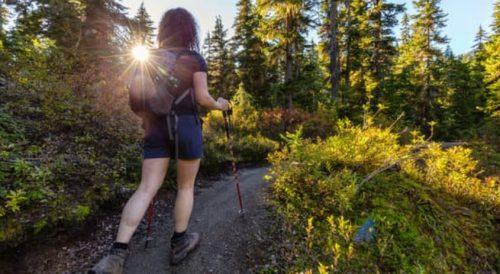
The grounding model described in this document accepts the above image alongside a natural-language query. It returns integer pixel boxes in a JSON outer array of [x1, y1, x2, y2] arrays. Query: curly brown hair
[[157, 8, 200, 51]]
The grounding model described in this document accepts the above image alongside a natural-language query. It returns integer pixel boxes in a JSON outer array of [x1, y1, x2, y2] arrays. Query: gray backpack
[[128, 49, 192, 116]]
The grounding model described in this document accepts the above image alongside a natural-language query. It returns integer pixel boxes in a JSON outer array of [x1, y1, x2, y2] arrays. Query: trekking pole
[[144, 197, 155, 248], [222, 107, 245, 215]]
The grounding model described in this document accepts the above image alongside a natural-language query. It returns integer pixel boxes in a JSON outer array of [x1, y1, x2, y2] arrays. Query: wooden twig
[[388, 112, 405, 131], [357, 153, 417, 190], [356, 142, 468, 191], [397, 127, 409, 135]]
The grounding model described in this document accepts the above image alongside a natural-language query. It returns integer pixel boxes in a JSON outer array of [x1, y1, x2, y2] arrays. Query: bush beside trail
[[267, 121, 499, 272], [0, 51, 144, 249], [0, 60, 277, 250]]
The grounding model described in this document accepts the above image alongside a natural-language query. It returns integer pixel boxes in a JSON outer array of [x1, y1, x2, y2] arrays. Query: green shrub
[[267, 121, 499, 272], [201, 88, 279, 173], [0, 38, 143, 248]]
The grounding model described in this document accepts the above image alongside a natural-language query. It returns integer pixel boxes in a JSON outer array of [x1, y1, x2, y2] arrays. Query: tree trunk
[[372, 0, 382, 108], [344, 0, 351, 100], [420, 26, 432, 132], [285, 14, 294, 109], [329, 0, 341, 101]]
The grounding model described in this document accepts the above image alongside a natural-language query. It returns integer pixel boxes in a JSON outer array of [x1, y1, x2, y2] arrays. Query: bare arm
[[193, 72, 228, 111]]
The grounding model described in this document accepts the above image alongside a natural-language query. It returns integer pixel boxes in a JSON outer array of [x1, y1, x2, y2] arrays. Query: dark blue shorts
[[143, 115, 203, 160]]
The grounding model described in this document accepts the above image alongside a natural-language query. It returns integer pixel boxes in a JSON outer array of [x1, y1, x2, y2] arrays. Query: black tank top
[[167, 48, 208, 115]]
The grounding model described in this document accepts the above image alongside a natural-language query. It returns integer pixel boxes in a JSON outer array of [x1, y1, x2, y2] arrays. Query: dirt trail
[[122, 167, 273, 274], [0, 167, 276, 273]]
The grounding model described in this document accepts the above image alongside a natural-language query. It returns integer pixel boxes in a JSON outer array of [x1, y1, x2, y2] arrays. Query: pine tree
[[131, 2, 155, 46], [482, 1, 499, 117], [483, 36, 499, 116], [0, 2, 8, 40], [80, 0, 129, 57], [492, 0, 500, 35], [233, 0, 270, 107], [471, 26, 488, 72], [42, 0, 86, 50], [367, 0, 404, 106], [337, 0, 370, 106], [407, 0, 448, 132], [294, 41, 325, 109], [5, 0, 86, 51], [473, 25, 487, 52], [206, 16, 235, 98], [440, 50, 487, 139], [6, 0, 41, 37], [0, 1, 8, 65], [257, 0, 316, 109], [202, 33, 212, 60], [400, 12, 411, 44]]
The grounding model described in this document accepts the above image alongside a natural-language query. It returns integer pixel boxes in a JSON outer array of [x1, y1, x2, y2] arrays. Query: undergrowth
[[267, 120, 499, 272], [0, 58, 278, 248]]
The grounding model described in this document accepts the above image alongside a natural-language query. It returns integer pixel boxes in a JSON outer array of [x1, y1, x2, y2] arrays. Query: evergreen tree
[[335, 0, 372, 108], [473, 25, 487, 52], [482, 1, 499, 118], [257, 0, 316, 109], [440, 51, 487, 139], [0, 1, 8, 66], [6, 0, 41, 37], [233, 0, 270, 107], [42, 0, 86, 51], [0, 2, 8, 41], [205, 16, 235, 98], [492, 0, 500, 35], [202, 33, 212, 59], [131, 2, 155, 46], [483, 36, 499, 119], [341, 0, 370, 104], [471, 26, 487, 74], [367, 0, 404, 106], [80, 0, 129, 57], [398, 0, 448, 132], [400, 12, 411, 44], [6, 0, 86, 51], [294, 41, 325, 110]]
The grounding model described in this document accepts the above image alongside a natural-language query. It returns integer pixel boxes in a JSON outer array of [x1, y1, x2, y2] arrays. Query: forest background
[[0, 0, 498, 271]]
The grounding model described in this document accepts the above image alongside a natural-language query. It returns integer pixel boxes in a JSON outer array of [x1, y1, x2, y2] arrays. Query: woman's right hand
[[216, 98, 229, 111]]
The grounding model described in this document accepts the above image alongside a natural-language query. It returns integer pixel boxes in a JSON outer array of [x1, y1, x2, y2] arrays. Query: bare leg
[[173, 159, 201, 233], [116, 158, 170, 243]]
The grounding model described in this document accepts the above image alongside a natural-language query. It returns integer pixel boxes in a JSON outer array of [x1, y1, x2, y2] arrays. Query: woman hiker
[[89, 8, 229, 273]]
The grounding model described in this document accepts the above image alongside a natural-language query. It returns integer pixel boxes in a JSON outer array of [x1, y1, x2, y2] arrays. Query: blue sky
[[121, 0, 496, 54]]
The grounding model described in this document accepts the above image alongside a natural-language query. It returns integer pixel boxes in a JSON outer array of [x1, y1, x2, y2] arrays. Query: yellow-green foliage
[[268, 121, 499, 272], [231, 84, 260, 133], [0, 38, 143, 248], [201, 88, 278, 173]]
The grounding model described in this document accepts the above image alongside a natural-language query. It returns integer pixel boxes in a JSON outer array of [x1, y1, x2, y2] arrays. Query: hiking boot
[[170, 232, 200, 265], [88, 248, 129, 274]]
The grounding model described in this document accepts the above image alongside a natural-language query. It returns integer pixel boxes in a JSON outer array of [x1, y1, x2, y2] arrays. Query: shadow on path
[[124, 167, 272, 274]]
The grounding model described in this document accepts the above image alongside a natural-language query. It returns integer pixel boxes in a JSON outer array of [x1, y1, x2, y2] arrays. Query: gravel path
[[123, 167, 273, 274], [0, 167, 275, 273]]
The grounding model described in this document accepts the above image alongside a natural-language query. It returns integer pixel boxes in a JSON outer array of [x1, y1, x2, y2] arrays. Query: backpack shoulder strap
[[174, 88, 192, 105]]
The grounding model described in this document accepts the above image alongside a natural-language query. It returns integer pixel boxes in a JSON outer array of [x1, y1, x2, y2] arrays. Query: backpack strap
[[165, 50, 201, 159], [190, 88, 200, 125], [174, 88, 192, 105]]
